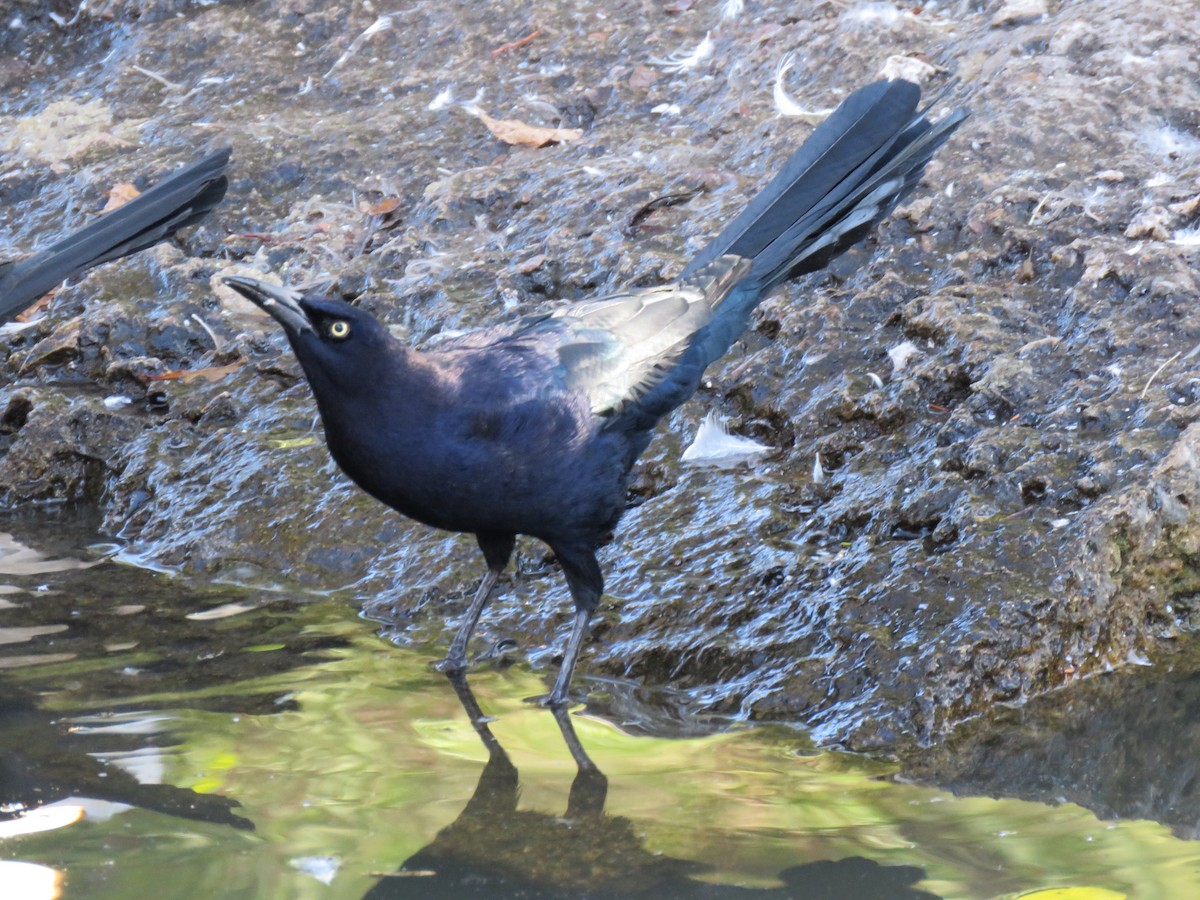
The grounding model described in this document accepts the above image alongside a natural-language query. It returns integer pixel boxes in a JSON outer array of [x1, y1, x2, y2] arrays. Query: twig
[[492, 27, 541, 56], [130, 64, 184, 91], [1140, 350, 1181, 400]]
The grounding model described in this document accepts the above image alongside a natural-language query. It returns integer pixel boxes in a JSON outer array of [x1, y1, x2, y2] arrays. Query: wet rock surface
[[3, 0, 1200, 750], [904, 636, 1200, 840]]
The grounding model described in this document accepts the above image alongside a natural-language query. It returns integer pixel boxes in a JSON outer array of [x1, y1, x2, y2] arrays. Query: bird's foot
[[436, 654, 469, 674], [535, 682, 582, 708]]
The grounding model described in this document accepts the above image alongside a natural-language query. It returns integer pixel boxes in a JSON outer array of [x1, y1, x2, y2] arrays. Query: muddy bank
[[2, 0, 1200, 750]]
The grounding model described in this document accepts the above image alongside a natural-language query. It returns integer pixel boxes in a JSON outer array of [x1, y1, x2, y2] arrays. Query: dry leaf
[[0, 625, 69, 646], [14, 294, 52, 323], [103, 181, 141, 212], [144, 361, 243, 384], [516, 254, 546, 274], [0, 533, 101, 575], [473, 110, 582, 147], [360, 196, 402, 216], [186, 601, 260, 621], [0, 807, 83, 840], [629, 65, 660, 89]]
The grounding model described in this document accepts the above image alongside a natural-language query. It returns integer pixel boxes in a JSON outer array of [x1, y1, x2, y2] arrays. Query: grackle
[[223, 79, 965, 706], [1, 148, 230, 323]]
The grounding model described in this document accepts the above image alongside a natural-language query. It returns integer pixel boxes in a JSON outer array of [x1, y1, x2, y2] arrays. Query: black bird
[[223, 79, 966, 706], [1, 148, 230, 323]]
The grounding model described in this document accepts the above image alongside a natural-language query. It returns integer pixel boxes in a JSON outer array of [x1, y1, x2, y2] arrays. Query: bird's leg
[[548, 608, 593, 706], [443, 533, 515, 672], [547, 545, 603, 706], [549, 702, 599, 773], [550, 703, 608, 818], [443, 566, 501, 672], [444, 661, 520, 817]]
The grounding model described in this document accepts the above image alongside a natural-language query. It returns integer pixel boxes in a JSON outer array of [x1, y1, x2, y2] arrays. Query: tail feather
[[750, 105, 965, 289], [682, 79, 965, 368], [0, 148, 230, 322], [681, 81, 917, 279]]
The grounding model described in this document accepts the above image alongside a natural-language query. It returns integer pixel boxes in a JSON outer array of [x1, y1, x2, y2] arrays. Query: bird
[[222, 79, 966, 706], [1, 148, 230, 323]]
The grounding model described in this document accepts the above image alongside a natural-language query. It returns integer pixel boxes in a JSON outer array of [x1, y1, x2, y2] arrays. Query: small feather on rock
[[682, 411, 771, 467], [773, 54, 834, 120], [888, 340, 921, 374]]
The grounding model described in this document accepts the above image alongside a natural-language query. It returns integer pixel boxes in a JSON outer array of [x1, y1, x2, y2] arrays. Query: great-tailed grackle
[[223, 79, 966, 706], [0, 148, 230, 323]]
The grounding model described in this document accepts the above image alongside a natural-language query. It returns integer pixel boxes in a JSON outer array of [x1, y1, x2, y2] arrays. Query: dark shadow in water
[[0, 512, 353, 834], [365, 672, 940, 900], [0, 684, 254, 830], [907, 643, 1200, 841]]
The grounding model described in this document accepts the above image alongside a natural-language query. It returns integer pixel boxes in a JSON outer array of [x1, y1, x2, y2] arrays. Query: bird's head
[[221, 275, 398, 396]]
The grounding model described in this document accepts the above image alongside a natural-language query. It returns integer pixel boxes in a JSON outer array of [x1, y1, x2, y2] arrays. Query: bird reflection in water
[[0, 685, 253, 833], [365, 673, 940, 899]]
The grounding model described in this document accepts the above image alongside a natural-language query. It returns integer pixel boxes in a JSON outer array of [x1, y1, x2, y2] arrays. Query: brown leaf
[[14, 294, 52, 322], [103, 181, 141, 212], [361, 196, 402, 216], [144, 361, 243, 384], [474, 110, 582, 148], [629, 65, 660, 89], [0, 533, 101, 576], [516, 254, 545, 274]]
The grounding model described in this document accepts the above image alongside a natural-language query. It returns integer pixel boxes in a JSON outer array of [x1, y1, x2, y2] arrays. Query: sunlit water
[[1, 516, 1198, 899]]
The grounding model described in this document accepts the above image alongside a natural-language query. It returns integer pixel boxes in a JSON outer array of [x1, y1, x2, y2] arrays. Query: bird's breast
[[320, 396, 626, 541]]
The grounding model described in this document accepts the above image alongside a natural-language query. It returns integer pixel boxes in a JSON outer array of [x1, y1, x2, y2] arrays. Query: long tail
[[686, 79, 966, 366], [0, 148, 231, 323]]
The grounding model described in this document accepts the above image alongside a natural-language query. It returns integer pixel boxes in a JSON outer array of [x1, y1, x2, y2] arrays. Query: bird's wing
[[514, 255, 751, 419]]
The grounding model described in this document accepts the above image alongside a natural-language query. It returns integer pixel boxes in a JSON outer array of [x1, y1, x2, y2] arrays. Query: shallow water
[[1, 515, 1198, 899]]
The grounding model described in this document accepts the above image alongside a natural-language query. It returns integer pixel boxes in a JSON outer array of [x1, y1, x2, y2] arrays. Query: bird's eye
[[328, 320, 351, 340]]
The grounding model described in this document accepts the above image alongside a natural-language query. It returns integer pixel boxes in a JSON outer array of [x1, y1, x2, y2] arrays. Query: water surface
[[1, 516, 1197, 899]]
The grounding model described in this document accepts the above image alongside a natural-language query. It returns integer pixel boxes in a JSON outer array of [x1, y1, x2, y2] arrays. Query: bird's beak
[[221, 275, 314, 335]]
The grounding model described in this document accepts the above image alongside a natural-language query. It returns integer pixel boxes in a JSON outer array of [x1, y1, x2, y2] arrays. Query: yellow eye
[[328, 320, 351, 340]]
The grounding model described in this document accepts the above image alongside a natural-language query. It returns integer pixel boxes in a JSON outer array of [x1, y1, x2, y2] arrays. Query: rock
[[4, 0, 1200, 753], [992, 0, 1051, 27]]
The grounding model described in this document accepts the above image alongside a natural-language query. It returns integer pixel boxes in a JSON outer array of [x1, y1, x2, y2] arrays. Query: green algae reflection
[[1, 567, 1198, 898]]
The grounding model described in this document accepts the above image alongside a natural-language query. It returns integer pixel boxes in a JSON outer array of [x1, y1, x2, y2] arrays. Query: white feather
[[720, 0, 745, 20], [428, 86, 454, 111], [773, 53, 834, 120], [1172, 224, 1200, 247], [682, 411, 772, 467], [888, 340, 922, 374], [650, 32, 714, 74]]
